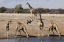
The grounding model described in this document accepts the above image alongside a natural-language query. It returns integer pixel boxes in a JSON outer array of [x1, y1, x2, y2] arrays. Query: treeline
[[5, 8, 64, 14], [0, 4, 64, 14]]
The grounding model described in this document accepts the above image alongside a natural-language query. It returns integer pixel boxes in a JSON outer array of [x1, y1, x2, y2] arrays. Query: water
[[0, 36, 64, 42]]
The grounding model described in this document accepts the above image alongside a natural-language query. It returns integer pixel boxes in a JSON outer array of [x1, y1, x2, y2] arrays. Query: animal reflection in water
[[15, 22, 29, 37], [15, 38, 29, 42], [48, 21, 61, 37]]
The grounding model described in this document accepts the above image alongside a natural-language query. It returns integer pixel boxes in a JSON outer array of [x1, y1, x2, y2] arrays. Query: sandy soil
[[0, 13, 64, 38]]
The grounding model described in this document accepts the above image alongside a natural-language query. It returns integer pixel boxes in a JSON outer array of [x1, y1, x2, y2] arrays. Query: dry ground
[[0, 13, 64, 38]]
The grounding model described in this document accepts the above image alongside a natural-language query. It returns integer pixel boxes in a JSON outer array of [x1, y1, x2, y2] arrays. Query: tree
[[14, 4, 23, 13], [37, 8, 46, 14], [0, 7, 7, 13], [45, 8, 50, 13]]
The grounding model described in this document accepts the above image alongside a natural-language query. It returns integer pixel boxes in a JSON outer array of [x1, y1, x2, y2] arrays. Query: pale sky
[[0, 0, 64, 9]]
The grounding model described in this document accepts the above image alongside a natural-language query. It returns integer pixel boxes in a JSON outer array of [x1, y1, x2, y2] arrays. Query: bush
[[0, 7, 7, 13], [14, 4, 23, 13]]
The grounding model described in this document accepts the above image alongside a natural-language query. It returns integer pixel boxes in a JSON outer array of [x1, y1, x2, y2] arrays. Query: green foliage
[[14, 4, 23, 13], [0, 7, 7, 13]]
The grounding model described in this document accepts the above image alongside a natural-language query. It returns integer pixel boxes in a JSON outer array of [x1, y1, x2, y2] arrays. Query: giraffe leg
[[34, 14, 37, 20], [41, 30, 43, 36], [38, 26, 41, 36], [5, 30, 7, 37], [15, 31, 17, 37], [5, 30, 8, 38], [31, 12, 33, 18], [7, 31, 8, 37], [22, 29, 29, 37], [32, 14, 33, 19], [19, 30, 21, 36], [25, 31, 29, 37], [55, 27, 61, 37], [38, 32, 40, 37], [40, 27, 43, 36], [25, 32, 29, 37], [31, 12, 34, 20], [33, 15, 35, 20], [48, 28, 51, 36], [34, 15, 36, 20]]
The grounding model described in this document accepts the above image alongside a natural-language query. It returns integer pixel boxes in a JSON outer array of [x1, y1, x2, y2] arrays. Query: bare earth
[[0, 13, 64, 38]]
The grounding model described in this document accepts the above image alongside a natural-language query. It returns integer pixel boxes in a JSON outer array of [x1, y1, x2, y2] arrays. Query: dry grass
[[0, 13, 64, 38]]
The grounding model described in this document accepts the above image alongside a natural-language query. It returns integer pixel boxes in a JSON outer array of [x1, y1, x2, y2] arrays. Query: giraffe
[[26, 2, 37, 20], [15, 22, 29, 37], [48, 21, 61, 37], [38, 14, 44, 36]]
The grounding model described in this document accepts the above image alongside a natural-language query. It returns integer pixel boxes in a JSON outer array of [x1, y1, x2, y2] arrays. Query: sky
[[0, 0, 64, 9]]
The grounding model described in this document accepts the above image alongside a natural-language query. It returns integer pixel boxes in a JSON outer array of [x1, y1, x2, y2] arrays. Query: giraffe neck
[[27, 3, 33, 9], [39, 14, 42, 22]]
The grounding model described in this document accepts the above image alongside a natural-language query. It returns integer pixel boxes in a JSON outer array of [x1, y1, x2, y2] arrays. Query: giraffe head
[[50, 20, 54, 25], [26, 2, 29, 5], [8, 20, 12, 24], [18, 22, 21, 24], [18, 22, 23, 25]]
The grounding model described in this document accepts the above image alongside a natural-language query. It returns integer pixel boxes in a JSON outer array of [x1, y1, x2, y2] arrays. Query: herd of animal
[[5, 2, 61, 38], [5, 14, 61, 38]]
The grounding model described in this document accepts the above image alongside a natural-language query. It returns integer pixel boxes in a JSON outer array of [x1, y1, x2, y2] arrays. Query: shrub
[[14, 4, 23, 13]]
